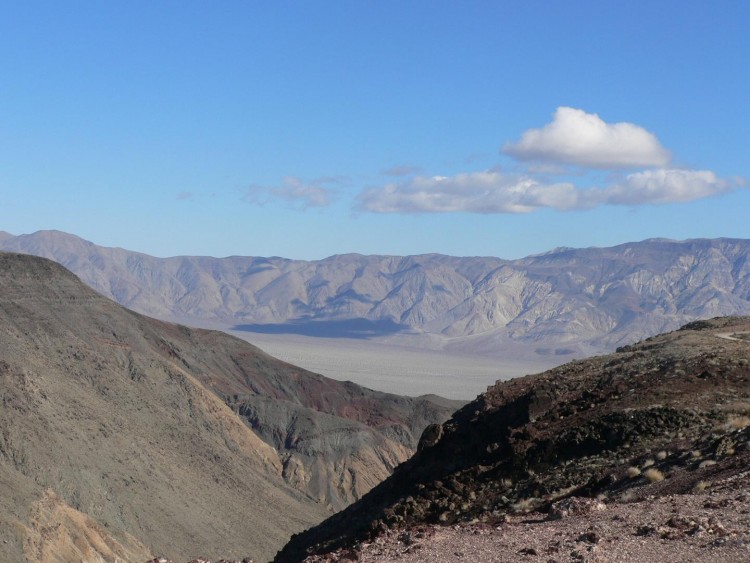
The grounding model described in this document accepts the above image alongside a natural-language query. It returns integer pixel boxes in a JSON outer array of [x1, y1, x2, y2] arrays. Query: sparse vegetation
[[627, 466, 641, 478], [727, 415, 750, 430], [512, 497, 541, 514], [548, 485, 578, 501], [644, 468, 665, 482]]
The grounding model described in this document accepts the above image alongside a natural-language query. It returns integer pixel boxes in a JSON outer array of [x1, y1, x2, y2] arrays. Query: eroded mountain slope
[[0, 252, 458, 561]]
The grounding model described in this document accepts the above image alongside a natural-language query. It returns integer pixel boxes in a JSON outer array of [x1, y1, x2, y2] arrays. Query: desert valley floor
[[226, 331, 557, 400]]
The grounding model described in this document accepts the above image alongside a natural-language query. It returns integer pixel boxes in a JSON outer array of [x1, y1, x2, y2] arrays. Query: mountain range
[[0, 252, 458, 562], [2, 231, 750, 359]]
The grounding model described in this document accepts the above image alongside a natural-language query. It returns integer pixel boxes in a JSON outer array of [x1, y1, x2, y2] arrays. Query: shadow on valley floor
[[233, 318, 410, 339]]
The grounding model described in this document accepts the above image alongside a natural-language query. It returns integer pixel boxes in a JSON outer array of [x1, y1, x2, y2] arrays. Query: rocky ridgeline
[[4, 231, 750, 357], [276, 316, 750, 561]]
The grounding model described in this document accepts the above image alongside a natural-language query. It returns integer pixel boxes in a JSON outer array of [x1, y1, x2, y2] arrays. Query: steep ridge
[[277, 317, 750, 561], [135, 322, 462, 510], [0, 252, 458, 561], [3, 231, 750, 357]]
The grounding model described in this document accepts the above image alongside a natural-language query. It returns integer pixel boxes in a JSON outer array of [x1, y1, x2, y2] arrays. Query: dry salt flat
[[228, 331, 556, 400]]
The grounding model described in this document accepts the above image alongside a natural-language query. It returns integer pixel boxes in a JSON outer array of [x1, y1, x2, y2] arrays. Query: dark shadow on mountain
[[233, 318, 409, 339]]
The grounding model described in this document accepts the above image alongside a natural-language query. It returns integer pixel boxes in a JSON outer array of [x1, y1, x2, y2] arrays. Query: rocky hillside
[[0, 252, 458, 562], [2, 231, 750, 357], [276, 317, 750, 561]]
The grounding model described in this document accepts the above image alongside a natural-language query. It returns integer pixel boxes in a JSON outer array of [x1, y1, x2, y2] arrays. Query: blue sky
[[1, 1, 748, 259]]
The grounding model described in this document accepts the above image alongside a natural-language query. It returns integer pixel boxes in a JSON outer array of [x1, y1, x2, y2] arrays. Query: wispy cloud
[[381, 165, 422, 177], [358, 172, 579, 214], [503, 107, 670, 168], [243, 176, 337, 209], [357, 169, 743, 214], [177, 191, 194, 201]]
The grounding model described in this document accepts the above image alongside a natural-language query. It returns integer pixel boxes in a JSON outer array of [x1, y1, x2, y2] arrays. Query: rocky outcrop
[[276, 316, 750, 561], [22, 490, 153, 563]]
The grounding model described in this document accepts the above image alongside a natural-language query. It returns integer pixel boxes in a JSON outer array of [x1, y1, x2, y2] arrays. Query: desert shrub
[[727, 415, 750, 430], [644, 468, 665, 482], [512, 497, 540, 513]]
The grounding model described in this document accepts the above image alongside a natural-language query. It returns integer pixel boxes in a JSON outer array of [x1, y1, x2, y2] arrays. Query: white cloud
[[357, 172, 582, 214], [357, 169, 743, 214], [600, 169, 734, 205], [243, 176, 336, 209], [503, 107, 671, 168]]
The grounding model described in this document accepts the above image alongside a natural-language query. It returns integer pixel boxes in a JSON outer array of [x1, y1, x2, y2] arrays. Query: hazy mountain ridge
[[0, 252, 458, 561], [3, 231, 750, 357]]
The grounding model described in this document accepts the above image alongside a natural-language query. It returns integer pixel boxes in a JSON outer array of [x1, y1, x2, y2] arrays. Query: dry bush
[[727, 415, 750, 430], [699, 460, 717, 469], [656, 450, 668, 460], [642, 458, 655, 468], [644, 468, 665, 482], [720, 401, 750, 415], [512, 497, 540, 514], [694, 481, 709, 492], [627, 466, 641, 478], [548, 485, 578, 501]]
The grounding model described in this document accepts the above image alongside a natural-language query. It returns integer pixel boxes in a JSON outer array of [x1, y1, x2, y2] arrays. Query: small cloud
[[356, 168, 745, 214], [177, 191, 194, 201], [243, 176, 336, 209], [503, 107, 671, 169], [381, 165, 422, 177], [357, 171, 582, 214], [600, 169, 737, 206]]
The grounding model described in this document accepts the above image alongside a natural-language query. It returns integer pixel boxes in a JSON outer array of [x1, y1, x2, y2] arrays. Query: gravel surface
[[307, 479, 750, 562]]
